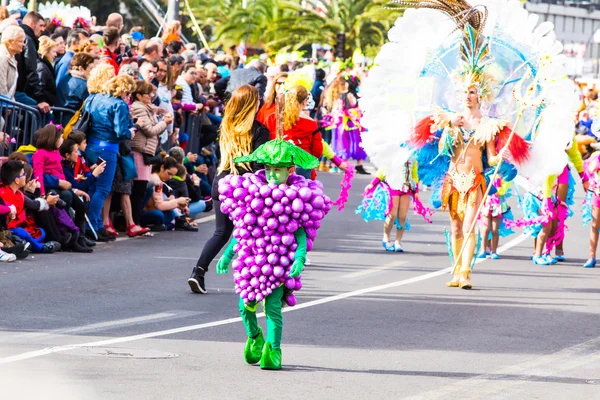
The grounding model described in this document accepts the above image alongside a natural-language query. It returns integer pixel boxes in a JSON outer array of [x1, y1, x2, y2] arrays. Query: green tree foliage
[[187, 0, 401, 54]]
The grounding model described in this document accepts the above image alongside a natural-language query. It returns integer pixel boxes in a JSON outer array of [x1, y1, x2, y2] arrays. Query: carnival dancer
[[357, 153, 432, 252], [583, 150, 600, 268], [548, 140, 589, 261], [321, 75, 369, 175], [477, 179, 509, 260], [216, 115, 332, 370], [361, 0, 578, 289]]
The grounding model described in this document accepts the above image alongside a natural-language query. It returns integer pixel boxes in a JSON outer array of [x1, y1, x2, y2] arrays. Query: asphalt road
[[0, 169, 599, 400]]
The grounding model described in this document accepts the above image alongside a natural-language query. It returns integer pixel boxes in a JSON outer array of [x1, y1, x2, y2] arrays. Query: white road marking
[[155, 257, 199, 260], [0, 234, 530, 365], [402, 335, 600, 400]]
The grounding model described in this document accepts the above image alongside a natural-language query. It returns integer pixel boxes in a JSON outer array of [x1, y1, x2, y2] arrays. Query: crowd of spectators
[[0, 7, 365, 264]]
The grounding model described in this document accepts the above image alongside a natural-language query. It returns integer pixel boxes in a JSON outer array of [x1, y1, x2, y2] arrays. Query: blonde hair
[[321, 76, 346, 111], [218, 85, 259, 175], [264, 72, 288, 109], [283, 85, 308, 130], [106, 75, 136, 98], [38, 36, 58, 60], [87, 64, 116, 94], [166, 20, 181, 35]]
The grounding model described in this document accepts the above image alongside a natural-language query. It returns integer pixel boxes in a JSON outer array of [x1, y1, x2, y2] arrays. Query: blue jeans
[[188, 200, 206, 219], [85, 145, 118, 231], [207, 113, 222, 129], [11, 227, 46, 253], [141, 209, 177, 227]]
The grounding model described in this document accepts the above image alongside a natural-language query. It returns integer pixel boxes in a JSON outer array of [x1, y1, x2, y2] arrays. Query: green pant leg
[[264, 285, 284, 349], [238, 297, 260, 338]]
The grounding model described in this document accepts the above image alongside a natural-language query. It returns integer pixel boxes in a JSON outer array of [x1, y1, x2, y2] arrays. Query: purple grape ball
[[267, 218, 279, 230], [281, 233, 295, 246], [251, 227, 263, 238], [286, 220, 299, 233], [255, 254, 267, 266], [259, 185, 272, 198], [247, 291, 256, 301], [286, 294, 297, 307], [256, 293, 264, 302], [298, 187, 313, 202], [241, 267, 251, 279], [243, 213, 257, 226], [291, 198, 305, 213], [277, 225, 286, 233], [259, 275, 267, 283], [233, 187, 248, 200], [267, 253, 280, 265], [280, 255, 291, 267], [272, 188, 284, 201], [239, 279, 249, 289], [271, 234, 281, 245], [250, 265, 261, 277], [250, 197, 265, 212], [285, 278, 296, 289], [261, 264, 273, 275], [272, 202, 284, 215], [285, 188, 298, 200], [265, 197, 274, 207], [295, 279, 303, 290], [312, 196, 324, 209], [250, 277, 260, 288], [273, 266, 285, 278]]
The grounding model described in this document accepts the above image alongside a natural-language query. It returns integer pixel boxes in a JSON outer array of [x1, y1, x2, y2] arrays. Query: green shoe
[[244, 327, 265, 364], [259, 341, 282, 370]]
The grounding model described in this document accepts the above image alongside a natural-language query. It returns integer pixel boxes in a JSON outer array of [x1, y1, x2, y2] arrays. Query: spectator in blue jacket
[[83, 74, 136, 241], [55, 29, 89, 87], [56, 52, 98, 117]]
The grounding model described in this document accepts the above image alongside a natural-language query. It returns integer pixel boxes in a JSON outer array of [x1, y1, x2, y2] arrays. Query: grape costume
[[216, 139, 331, 370]]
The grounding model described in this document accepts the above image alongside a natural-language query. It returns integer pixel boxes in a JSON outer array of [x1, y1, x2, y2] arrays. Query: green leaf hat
[[234, 139, 319, 170]]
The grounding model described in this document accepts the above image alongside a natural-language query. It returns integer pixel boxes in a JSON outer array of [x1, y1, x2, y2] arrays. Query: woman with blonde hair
[[188, 84, 270, 294], [265, 85, 323, 179], [87, 63, 116, 94], [36, 35, 59, 106], [83, 74, 137, 242]]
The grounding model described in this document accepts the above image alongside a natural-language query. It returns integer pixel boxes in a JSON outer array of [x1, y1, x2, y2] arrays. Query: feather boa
[[332, 164, 355, 211], [583, 191, 593, 227], [545, 202, 568, 253], [355, 182, 433, 224]]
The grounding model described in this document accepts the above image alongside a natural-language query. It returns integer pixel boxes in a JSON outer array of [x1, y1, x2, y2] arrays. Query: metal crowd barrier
[[0, 99, 78, 157], [0, 97, 42, 156]]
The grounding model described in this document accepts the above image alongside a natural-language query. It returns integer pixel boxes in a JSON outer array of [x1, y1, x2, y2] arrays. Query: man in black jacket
[[15, 11, 50, 113]]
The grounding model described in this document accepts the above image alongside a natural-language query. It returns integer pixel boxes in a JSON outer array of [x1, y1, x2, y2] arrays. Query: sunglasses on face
[[188, 71, 198, 76]]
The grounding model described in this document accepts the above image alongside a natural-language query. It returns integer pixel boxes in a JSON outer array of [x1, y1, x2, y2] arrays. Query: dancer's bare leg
[[395, 195, 410, 244]]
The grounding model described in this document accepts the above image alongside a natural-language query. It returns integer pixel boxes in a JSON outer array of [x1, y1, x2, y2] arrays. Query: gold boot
[[318, 161, 329, 172], [446, 236, 463, 287], [459, 233, 476, 290]]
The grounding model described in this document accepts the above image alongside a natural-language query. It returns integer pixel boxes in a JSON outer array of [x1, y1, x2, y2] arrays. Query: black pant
[[196, 200, 233, 270], [130, 180, 148, 226], [60, 190, 87, 231], [33, 209, 63, 243]]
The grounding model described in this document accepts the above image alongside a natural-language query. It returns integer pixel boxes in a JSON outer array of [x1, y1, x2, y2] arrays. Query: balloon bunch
[[219, 170, 332, 306]]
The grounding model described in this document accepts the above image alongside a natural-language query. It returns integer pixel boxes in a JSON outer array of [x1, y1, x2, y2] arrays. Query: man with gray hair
[[217, 59, 267, 101]]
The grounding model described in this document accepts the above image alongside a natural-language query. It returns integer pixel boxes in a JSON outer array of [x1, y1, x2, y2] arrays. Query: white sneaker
[[0, 250, 17, 262]]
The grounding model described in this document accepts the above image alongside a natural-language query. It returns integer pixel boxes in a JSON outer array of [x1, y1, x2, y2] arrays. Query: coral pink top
[[32, 148, 65, 194]]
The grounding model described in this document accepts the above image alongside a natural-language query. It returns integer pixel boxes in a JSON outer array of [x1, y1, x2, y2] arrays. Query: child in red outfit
[[265, 85, 323, 180]]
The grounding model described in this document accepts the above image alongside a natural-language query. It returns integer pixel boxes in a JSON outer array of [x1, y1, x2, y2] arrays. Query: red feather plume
[[495, 126, 530, 165], [410, 116, 434, 148]]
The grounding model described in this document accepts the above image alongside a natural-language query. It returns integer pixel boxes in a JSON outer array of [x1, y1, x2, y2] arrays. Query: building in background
[[526, 0, 600, 77]]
